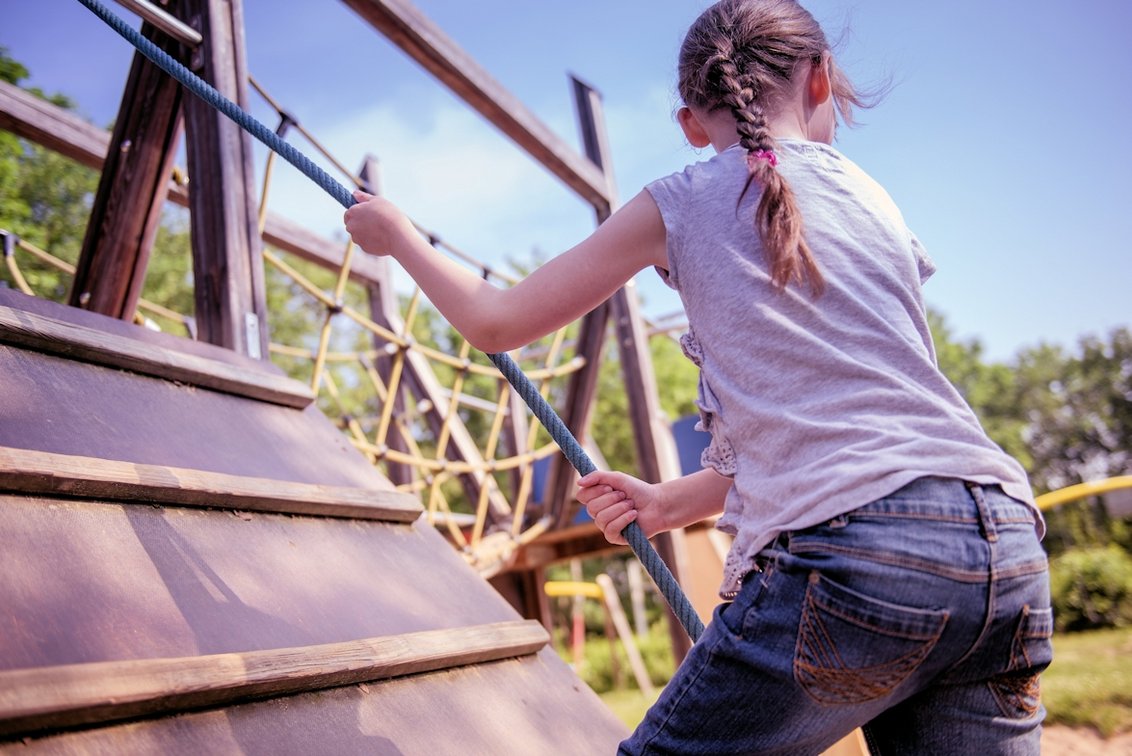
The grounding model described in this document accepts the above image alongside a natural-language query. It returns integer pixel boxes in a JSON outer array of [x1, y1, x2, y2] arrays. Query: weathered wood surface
[[70, 19, 185, 319], [0, 80, 106, 167], [0, 447, 421, 523], [0, 343, 372, 486], [179, 0, 268, 357], [0, 303, 313, 409], [341, 0, 611, 214], [2, 648, 627, 754], [0, 620, 546, 738], [0, 495, 520, 671], [0, 81, 388, 285]]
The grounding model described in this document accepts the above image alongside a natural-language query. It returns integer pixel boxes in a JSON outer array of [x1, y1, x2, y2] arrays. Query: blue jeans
[[620, 477, 1052, 755]]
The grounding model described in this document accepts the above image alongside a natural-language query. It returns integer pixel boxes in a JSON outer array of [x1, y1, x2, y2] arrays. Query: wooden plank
[[0, 446, 421, 522], [341, 0, 612, 214], [179, 0, 268, 358], [0, 620, 547, 738], [7, 648, 627, 754], [0, 81, 388, 286], [70, 19, 185, 319], [0, 304, 314, 408], [0, 495, 520, 671], [0, 80, 107, 169]]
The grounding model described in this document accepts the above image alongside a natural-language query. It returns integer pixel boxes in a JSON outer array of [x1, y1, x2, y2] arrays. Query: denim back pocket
[[989, 605, 1053, 719], [794, 571, 949, 705]]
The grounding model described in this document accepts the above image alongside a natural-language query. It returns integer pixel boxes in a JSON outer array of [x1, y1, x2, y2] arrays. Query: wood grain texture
[[0, 620, 547, 738], [4, 647, 627, 754], [0, 495, 521, 672], [179, 0, 268, 357], [70, 19, 185, 319], [0, 80, 106, 168], [0, 304, 313, 408], [0, 446, 421, 522]]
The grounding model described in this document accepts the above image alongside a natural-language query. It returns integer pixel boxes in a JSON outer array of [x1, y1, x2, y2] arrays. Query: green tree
[[0, 47, 98, 300], [1017, 329, 1132, 494], [928, 309, 1032, 468]]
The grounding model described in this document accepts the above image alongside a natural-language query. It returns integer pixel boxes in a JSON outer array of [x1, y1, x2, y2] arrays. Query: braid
[[714, 53, 824, 296], [679, 0, 846, 298]]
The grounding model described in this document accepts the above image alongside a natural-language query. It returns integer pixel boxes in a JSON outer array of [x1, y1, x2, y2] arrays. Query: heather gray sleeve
[[910, 232, 936, 284], [645, 171, 691, 292]]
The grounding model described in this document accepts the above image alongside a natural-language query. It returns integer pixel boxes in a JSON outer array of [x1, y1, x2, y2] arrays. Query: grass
[[599, 688, 660, 730], [598, 627, 1132, 738], [1043, 626, 1132, 737]]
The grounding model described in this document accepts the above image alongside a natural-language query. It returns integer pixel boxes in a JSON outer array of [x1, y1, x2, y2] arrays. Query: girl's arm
[[577, 468, 732, 545], [344, 189, 668, 353]]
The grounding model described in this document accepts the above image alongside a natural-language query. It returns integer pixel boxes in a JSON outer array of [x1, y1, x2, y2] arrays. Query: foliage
[[1049, 545, 1132, 632], [1041, 626, 1132, 737], [1020, 330, 1132, 494], [556, 618, 676, 694], [0, 48, 98, 300]]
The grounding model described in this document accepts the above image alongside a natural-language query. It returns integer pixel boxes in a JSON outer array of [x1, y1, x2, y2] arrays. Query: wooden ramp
[[0, 289, 626, 753]]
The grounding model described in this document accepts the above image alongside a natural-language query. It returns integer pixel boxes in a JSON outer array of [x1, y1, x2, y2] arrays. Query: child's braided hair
[[678, 0, 869, 296]]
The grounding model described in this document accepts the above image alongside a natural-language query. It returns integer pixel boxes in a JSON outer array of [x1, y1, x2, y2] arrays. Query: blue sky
[[3, 0, 1130, 362]]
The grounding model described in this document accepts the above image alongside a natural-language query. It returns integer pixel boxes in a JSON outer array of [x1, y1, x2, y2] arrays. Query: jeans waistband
[[848, 476, 1035, 525]]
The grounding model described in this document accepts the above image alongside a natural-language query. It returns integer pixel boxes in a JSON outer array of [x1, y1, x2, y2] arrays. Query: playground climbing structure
[[0, 0, 699, 749]]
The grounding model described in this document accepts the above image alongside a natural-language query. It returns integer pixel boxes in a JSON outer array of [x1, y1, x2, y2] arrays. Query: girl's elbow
[[463, 316, 526, 354]]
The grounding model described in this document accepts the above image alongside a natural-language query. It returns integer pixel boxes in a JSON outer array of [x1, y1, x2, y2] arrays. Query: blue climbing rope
[[74, 0, 705, 642]]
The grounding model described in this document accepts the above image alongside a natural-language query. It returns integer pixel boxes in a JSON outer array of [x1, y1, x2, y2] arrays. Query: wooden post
[[572, 76, 693, 663], [627, 558, 648, 638], [596, 574, 654, 697], [70, 16, 185, 320], [180, 0, 268, 358]]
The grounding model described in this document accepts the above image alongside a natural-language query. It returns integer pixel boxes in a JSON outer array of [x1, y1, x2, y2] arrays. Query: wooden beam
[[0, 304, 314, 408], [70, 19, 185, 320], [340, 0, 611, 214], [0, 620, 546, 738], [0, 80, 107, 168], [574, 76, 693, 662], [543, 79, 619, 529], [0, 446, 421, 522], [0, 74, 387, 287], [180, 0, 268, 358]]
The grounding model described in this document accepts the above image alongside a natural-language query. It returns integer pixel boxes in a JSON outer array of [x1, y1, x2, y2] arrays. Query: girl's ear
[[807, 56, 832, 106], [677, 106, 712, 148]]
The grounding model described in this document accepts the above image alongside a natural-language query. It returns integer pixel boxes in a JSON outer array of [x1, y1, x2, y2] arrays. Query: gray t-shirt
[[646, 140, 1039, 596]]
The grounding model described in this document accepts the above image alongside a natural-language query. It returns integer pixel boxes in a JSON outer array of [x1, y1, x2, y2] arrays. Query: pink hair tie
[[747, 149, 778, 169]]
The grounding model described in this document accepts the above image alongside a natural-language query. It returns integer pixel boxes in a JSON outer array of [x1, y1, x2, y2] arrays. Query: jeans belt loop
[[966, 481, 999, 543]]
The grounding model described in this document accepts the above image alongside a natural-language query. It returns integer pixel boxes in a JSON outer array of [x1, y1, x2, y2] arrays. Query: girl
[[344, 1, 1051, 753]]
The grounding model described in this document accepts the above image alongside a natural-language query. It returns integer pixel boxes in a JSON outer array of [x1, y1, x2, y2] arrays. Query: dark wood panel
[[0, 496, 519, 671], [5, 648, 627, 753], [0, 304, 313, 409], [0, 620, 546, 738], [0, 447, 421, 523], [70, 19, 185, 319], [0, 80, 106, 169], [179, 0, 268, 357], [0, 345, 374, 488]]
